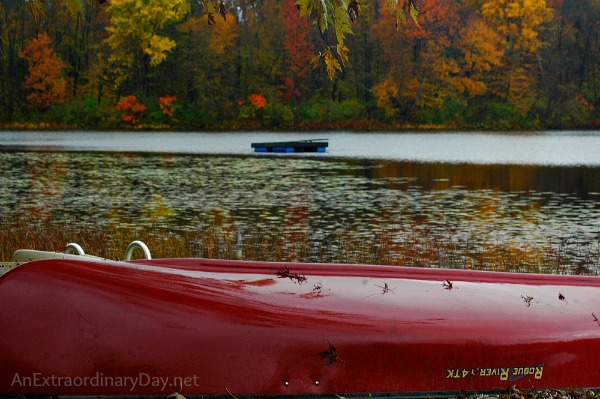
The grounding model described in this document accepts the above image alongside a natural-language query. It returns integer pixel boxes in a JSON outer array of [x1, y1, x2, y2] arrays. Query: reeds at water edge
[[2, 213, 599, 275]]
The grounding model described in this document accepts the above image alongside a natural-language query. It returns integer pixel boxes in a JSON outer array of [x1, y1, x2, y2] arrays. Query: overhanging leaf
[[207, 12, 216, 25], [409, 1, 419, 27], [27, 0, 47, 24], [296, 0, 312, 17], [172, 1, 191, 15], [384, 0, 398, 13], [205, 2, 217, 14], [347, 0, 359, 22], [333, 5, 353, 47], [316, 0, 328, 32], [395, 7, 406, 29], [336, 43, 349, 66], [218, 2, 228, 20], [58, 0, 85, 16], [205, 1, 217, 25], [310, 54, 322, 69], [323, 49, 342, 80]]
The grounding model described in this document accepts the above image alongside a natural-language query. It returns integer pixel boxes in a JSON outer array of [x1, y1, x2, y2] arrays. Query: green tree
[[169, 12, 241, 125], [1, 0, 35, 118], [536, 0, 599, 127]]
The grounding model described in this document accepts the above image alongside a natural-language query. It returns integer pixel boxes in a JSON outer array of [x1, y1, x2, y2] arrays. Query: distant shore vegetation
[[0, 0, 598, 131]]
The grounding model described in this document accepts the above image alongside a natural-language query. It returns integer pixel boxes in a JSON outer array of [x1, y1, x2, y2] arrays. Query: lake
[[2, 130, 600, 272], [2, 130, 600, 165]]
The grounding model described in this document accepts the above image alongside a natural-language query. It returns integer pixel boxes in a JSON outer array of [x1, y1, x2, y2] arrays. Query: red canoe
[[1, 250, 600, 397]]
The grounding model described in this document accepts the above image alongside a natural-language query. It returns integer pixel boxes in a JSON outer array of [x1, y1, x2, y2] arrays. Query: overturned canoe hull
[[1, 258, 600, 396]]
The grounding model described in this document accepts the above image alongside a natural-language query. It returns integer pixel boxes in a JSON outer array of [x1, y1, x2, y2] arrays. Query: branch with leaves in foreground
[[300, 0, 419, 80], [25, 0, 419, 81]]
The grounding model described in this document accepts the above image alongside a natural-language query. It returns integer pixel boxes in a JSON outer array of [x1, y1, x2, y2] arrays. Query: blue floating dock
[[251, 139, 328, 153]]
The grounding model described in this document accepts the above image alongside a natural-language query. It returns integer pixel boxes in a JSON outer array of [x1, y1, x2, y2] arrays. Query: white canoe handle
[[63, 243, 85, 255], [124, 240, 152, 260]]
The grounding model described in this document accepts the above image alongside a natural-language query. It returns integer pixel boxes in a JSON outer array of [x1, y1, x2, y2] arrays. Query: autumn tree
[[159, 95, 177, 118], [48, 0, 415, 85], [404, 0, 461, 113], [206, 11, 240, 118], [104, 0, 186, 94], [369, 0, 416, 114], [281, 0, 314, 103], [14, 0, 598, 129], [239, 0, 284, 98], [116, 94, 146, 125], [370, 0, 461, 122], [18, 33, 68, 109], [479, 0, 554, 111], [24, 0, 98, 23], [456, 18, 504, 98], [373, 75, 400, 118], [170, 12, 240, 123], [25, 0, 420, 83], [537, 0, 599, 126]]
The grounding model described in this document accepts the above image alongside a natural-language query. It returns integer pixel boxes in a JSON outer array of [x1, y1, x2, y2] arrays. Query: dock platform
[[251, 139, 328, 153]]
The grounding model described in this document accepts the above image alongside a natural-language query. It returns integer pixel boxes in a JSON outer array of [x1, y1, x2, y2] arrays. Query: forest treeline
[[0, 0, 598, 130]]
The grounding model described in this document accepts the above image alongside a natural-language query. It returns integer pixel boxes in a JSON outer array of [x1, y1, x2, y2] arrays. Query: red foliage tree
[[116, 95, 147, 125], [281, 0, 314, 103], [18, 33, 68, 109], [159, 95, 178, 117]]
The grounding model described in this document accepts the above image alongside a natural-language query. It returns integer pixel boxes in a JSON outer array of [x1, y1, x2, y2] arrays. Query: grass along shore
[[2, 213, 600, 275]]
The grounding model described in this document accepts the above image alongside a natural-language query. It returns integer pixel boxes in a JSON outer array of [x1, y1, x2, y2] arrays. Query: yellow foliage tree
[[104, 0, 186, 89], [481, 0, 553, 110], [208, 14, 239, 55], [373, 76, 399, 118], [481, 0, 553, 53], [456, 18, 505, 96]]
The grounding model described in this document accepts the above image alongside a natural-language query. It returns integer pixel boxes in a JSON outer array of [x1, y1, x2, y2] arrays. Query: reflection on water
[[2, 151, 600, 272]]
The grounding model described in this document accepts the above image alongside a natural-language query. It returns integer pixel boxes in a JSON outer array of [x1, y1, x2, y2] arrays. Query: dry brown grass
[[1, 212, 598, 275]]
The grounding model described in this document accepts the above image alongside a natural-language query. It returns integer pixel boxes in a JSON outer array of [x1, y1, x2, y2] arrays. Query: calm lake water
[[2, 130, 600, 271], [3, 130, 600, 165]]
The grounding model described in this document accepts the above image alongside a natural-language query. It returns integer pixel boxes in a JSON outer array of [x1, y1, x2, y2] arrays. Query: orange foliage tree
[[18, 33, 68, 109], [159, 95, 177, 117], [238, 93, 267, 123], [249, 93, 267, 109], [116, 95, 146, 125]]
